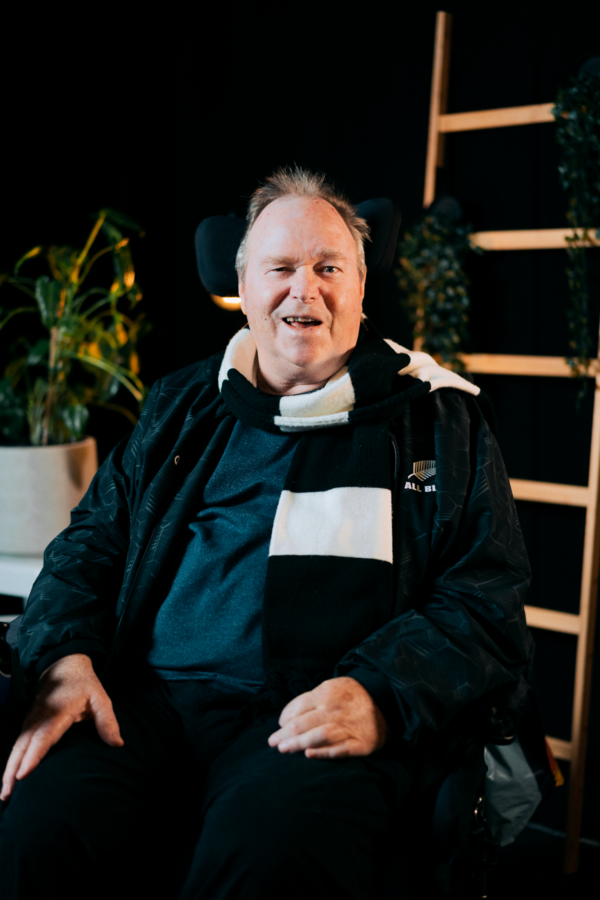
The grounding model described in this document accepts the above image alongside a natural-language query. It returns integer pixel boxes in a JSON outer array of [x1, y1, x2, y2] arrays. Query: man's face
[[239, 196, 365, 388]]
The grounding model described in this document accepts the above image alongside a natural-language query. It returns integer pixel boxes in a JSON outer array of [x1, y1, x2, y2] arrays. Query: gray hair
[[235, 166, 371, 283]]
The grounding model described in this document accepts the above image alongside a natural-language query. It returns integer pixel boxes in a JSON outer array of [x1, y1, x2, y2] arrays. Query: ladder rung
[[469, 228, 600, 251], [439, 103, 555, 132], [510, 479, 589, 507], [546, 736, 572, 761], [458, 353, 600, 378], [524, 605, 581, 635]]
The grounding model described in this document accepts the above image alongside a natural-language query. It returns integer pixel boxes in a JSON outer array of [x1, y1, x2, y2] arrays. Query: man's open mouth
[[283, 317, 322, 328]]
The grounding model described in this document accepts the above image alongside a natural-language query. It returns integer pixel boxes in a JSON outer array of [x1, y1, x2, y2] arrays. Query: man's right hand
[[0, 653, 123, 801]]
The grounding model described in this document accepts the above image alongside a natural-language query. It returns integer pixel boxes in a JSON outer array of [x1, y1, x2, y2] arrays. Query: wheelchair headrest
[[195, 197, 401, 298]]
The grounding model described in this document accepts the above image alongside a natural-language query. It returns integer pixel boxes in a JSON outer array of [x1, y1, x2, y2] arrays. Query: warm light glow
[[211, 294, 242, 311]]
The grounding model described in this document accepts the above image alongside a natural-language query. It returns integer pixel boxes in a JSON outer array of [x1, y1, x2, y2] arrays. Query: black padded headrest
[[195, 198, 401, 297], [355, 198, 402, 278]]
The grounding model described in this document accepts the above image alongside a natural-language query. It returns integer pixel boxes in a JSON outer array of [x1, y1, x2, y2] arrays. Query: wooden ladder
[[423, 10, 600, 873]]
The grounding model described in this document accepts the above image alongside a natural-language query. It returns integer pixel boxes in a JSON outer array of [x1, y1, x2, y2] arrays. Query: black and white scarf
[[219, 326, 480, 684]]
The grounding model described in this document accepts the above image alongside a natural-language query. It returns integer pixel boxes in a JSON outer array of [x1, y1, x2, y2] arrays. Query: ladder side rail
[[564, 370, 600, 872], [423, 11, 451, 208]]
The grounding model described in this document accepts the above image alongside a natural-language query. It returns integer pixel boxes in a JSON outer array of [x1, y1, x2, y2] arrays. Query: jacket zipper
[[390, 429, 400, 501], [390, 427, 401, 611]]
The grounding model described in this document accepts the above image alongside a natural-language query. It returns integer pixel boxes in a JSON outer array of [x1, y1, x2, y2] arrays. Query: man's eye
[[322, 266, 338, 274]]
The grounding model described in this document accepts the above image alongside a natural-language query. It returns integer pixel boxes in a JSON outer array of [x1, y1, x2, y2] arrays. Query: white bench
[[0, 555, 43, 622]]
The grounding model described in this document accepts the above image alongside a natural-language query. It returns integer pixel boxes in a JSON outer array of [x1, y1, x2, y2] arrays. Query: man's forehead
[[258, 194, 339, 220], [253, 197, 350, 239], [245, 195, 361, 274], [251, 198, 353, 248]]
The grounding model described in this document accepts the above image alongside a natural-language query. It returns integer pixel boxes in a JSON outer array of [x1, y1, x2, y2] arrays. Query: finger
[[268, 709, 328, 747], [276, 724, 344, 754], [1, 730, 35, 800], [1, 696, 69, 799], [89, 691, 123, 747], [305, 741, 353, 759], [15, 714, 74, 781], [278, 691, 318, 728]]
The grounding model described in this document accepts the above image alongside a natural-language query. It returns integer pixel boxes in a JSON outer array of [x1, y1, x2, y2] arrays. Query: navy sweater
[[147, 420, 298, 692]]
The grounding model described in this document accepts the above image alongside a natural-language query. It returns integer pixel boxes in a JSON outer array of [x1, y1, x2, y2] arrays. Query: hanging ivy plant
[[396, 211, 480, 369], [552, 69, 600, 381]]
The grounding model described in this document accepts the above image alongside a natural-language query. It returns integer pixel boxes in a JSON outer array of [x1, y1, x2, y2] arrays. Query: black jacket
[[17, 351, 532, 744]]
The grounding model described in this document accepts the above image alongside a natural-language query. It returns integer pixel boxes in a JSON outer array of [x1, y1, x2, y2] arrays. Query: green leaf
[[112, 244, 135, 291], [100, 221, 124, 247], [35, 276, 62, 327], [13, 246, 43, 275], [126, 284, 143, 306], [62, 350, 143, 401], [0, 305, 38, 332], [58, 402, 89, 440], [26, 339, 50, 367], [73, 292, 112, 318], [95, 375, 121, 403], [46, 246, 78, 284], [100, 208, 143, 233]]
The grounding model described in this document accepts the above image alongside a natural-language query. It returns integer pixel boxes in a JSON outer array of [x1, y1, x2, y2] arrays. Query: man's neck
[[256, 366, 329, 396], [255, 347, 354, 397]]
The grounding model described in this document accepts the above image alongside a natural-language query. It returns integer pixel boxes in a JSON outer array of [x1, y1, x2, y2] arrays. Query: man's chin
[[278, 345, 328, 371], [276, 331, 321, 354], [276, 346, 351, 382]]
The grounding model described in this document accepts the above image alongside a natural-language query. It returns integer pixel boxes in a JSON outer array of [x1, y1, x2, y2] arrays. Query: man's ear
[[360, 265, 367, 301], [239, 281, 246, 316]]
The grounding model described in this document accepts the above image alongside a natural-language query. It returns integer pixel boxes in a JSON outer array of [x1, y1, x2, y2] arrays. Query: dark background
[[1, 0, 600, 889]]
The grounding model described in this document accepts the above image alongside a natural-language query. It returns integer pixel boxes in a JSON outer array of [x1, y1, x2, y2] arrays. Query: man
[[0, 167, 531, 899]]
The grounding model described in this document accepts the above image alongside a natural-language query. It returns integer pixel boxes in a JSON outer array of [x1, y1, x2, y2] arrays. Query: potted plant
[[0, 209, 148, 556], [396, 201, 480, 370]]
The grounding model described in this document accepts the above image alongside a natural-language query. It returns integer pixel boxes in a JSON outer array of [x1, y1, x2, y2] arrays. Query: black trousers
[[0, 671, 412, 900]]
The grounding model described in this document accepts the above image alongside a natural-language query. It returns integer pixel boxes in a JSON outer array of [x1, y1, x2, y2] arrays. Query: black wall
[[2, 0, 600, 840]]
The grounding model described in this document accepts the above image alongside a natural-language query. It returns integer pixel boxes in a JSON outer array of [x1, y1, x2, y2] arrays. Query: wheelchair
[[0, 196, 542, 898]]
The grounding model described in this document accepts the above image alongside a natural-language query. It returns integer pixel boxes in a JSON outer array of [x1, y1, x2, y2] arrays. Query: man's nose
[[290, 266, 319, 303]]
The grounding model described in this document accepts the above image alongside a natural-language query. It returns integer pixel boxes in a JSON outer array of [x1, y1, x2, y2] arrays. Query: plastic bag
[[483, 689, 562, 846]]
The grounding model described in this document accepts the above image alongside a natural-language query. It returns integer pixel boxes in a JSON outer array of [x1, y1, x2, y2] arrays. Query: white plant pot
[[0, 436, 98, 556]]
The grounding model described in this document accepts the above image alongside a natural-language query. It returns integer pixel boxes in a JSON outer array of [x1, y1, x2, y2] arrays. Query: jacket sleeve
[[336, 391, 532, 743], [17, 380, 163, 680]]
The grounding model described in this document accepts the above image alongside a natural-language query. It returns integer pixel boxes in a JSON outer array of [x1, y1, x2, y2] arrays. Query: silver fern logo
[[409, 460, 436, 482]]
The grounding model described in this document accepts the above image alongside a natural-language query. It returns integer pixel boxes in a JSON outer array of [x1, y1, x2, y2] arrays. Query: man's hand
[[0, 653, 123, 801], [268, 676, 388, 759]]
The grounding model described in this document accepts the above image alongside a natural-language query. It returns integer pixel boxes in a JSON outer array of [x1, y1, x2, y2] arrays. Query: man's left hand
[[267, 676, 388, 759]]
